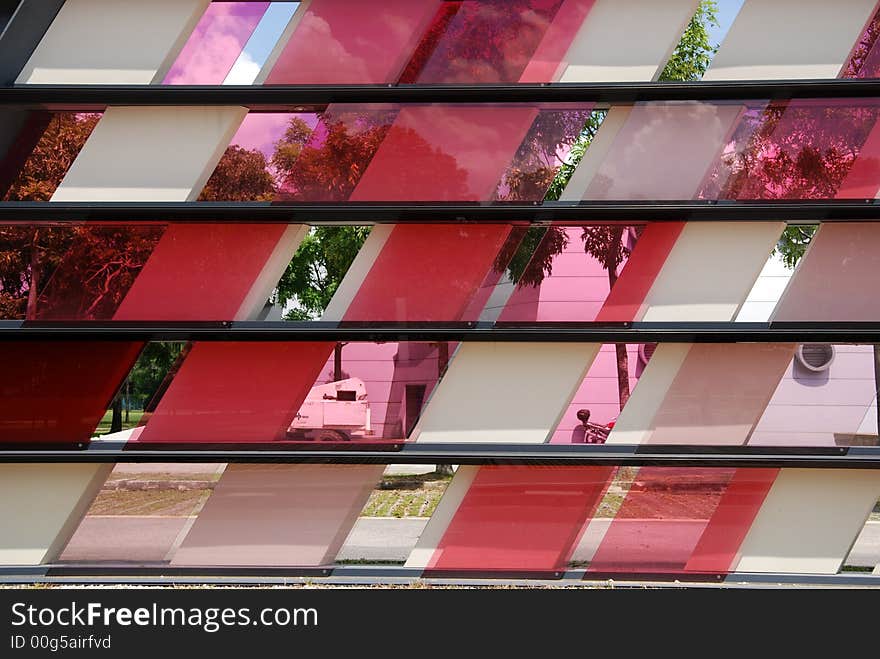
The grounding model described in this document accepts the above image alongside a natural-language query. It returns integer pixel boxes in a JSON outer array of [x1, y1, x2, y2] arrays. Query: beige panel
[[404, 466, 478, 569], [605, 343, 692, 444], [52, 106, 246, 202], [735, 469, 880, 574], [640, 222, 784, 321], [322, 225, 394, 322], [235, 224, 310, 320], [17, 0, 210, 84], [0, 464, 111, 564], [252, 0, 311, 85], [704, 0, 876, 81], [412, 342, 600, 444], [172, 464, 383, 566], [558, 0, 698, 82]]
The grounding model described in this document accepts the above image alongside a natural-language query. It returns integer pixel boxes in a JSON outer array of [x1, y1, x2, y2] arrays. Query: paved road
[[61, 517, 880, 568]]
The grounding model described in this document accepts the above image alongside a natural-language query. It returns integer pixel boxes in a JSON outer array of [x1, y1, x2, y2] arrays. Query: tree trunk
[[605, 230, 630, 411], [110, 395, 123, 434], [124, 377, 131, 423], [26, 229, 42, 319], [333, 342, 344, 381], [434, 463, 454, 476]]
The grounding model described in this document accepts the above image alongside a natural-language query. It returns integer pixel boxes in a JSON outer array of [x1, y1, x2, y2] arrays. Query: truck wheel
[[315, 429, 350, 442]]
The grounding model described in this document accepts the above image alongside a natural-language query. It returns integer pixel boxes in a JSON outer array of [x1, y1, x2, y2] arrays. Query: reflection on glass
[[163, 2, 270, 85], [1, 112, 101, 201], [0, 225, 164, 320], [841, 4, 880, 79]]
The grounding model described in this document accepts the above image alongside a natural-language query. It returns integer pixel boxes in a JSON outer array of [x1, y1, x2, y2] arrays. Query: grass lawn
[[93, 409, 144, 436]]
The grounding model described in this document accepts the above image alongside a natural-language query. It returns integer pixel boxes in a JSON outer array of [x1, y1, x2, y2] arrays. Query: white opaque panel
[[704, 0, 877, 80], [52, 106, 247, 202], [0, 464, 111, 564], [558, 0, 699, 82], [412, 342, 600, 444], [640, 222, 783, 321], [735, 469, 880, 574], [17, 0, 210, 84]]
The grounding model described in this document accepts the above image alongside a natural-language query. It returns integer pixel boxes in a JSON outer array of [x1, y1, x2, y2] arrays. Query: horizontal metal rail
[[1, 201, 880, 223], [0, 442, 877, 467], [4, 320, 880, 343], [4, 79, 880, 107], [1, 564, 877, 588]]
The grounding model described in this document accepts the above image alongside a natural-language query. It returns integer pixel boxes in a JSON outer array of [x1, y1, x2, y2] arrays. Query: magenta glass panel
[[1, 112, 101, 202], [163, 2, 269, 85], [399, 0, 567, 83], [699, 99, 880, 200], [587, 467, 738, 573], [841, 6, 880, 78], [265, 0, 442, 84], [0, 225, 163, 320], [497, 226, 639, 321]]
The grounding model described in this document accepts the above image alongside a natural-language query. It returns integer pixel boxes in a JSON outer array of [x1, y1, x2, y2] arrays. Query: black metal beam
[[3, 320, 880, 343], [2, 201, 880, 224], [0, 1, 64, 86], [0, 442, 876, 467], [4, 79, 880, 107]]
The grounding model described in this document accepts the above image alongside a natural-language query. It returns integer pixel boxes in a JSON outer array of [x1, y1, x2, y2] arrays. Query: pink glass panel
[[582, 102, 746, 200], [518, 0, 596, 82], [427, 466, 615, 572], [700, 100, 880, 200], [773, 223, 880, 321], [646, 343, 796, 446], [349, 106, 539, 201], [163, 2, 269, 85], [265, 0, 441, 84], [400, 0, 567, 84], [497, 226, 635, 322], [749, 344, 880, 448], [587, 467, 738, 573]]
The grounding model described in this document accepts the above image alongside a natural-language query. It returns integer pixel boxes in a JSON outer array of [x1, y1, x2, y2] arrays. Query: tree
[[199, 145, 276, 201]]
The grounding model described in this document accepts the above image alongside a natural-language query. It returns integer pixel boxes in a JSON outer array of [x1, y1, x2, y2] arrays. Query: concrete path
[[61, 516, 880, 569]]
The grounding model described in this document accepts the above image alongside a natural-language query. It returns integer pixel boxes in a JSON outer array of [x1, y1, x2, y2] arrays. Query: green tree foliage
[[658, 1, 720, 82]]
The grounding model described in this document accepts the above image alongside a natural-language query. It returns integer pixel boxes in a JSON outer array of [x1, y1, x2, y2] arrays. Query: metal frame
[[4, 320, 880, 342], [4, 79, 880, 106], [0, 442, 876, 467], [3, 201, 880, 224]]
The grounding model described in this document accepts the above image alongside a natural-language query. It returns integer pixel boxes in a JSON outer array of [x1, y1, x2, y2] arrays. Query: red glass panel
[[137, 341, 334, 443], [427, 466, 614, 572], [0, 341, 144, 443], [349, 106, 539, 201]]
